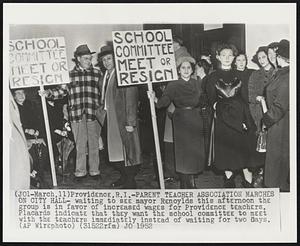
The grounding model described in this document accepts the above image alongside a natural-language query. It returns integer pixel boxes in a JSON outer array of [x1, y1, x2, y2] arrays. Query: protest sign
[[9, 37, 70, 187], [112, 29, 178, 86], [9, 37, 69, 89], [112, 29, 178, 189]]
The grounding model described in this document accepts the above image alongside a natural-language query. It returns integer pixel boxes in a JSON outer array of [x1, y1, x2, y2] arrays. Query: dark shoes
[[30, 170, 51, 189], [74, 175, 87, 182], [111, 177, 137, 189], [224, 176, 236, 188], [164, 177, 175, 183], [111, 177, 126, 188], [122, 179, 137, 189], [188, 179, 197, 189], [57, 165, 71, 177], [90, 174, 101, 181], [242, 179, 253, 188], [111, 163, 139, 189], [179, 174, 197, 189], [252, 173, 264, 188]]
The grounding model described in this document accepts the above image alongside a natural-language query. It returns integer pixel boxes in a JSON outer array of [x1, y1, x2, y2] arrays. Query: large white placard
[[112, 29, 178, 86], [9, 37, 70, 88]]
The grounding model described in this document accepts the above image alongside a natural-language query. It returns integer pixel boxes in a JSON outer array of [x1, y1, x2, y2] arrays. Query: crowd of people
[[10, 36, 290, 192]]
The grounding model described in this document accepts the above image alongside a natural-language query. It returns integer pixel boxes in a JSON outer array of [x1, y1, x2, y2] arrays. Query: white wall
[[9, 24, 290, 71], [9, 24, 142, 70], [246, 24, 289, 69]]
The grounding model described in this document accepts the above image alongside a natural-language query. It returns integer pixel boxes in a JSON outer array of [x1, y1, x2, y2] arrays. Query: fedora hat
[[276, 39, 289, 59], [99, 45, 114, 58], [74, 44, 96, 57]]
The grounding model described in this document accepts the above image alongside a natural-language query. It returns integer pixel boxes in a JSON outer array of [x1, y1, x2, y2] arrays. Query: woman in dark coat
[[195, 58, 213, 165], [233, 52, 255, 103], [13, 89, 50, 188], [155, 56, 205, 189], [46, 98, 65, 157], [248, 47, 274, 131], [233, 52, 265, 186], [247, 47, 275, 186], [260, 39, 290, 192], [205, 43, 258, 188]]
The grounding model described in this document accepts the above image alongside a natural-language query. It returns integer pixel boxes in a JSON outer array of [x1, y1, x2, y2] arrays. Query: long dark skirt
[[214, 118, 255, 171], [200, 107, 213, 164], [173, 108, 205, 174]]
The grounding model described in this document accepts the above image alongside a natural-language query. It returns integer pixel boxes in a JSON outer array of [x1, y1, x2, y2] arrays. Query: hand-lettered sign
[[112, 29, 178, 86], [9, 37, 70, 88]]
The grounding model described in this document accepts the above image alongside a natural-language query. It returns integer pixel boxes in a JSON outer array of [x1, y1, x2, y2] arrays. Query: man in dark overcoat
[[97, 45, 142, 189]]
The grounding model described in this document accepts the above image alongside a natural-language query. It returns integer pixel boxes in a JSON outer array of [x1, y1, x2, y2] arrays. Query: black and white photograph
[[3, 3, 297, 243]]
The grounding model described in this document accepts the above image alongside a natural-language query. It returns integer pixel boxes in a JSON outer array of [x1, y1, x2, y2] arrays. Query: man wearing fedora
[[97, 45, 142, 189], [42, 44, 102, 179], [259, 39, 290, 192]]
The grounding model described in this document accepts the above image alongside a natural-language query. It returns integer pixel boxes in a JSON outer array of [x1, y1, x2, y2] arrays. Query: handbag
[[256, 97, 268, 153], [256, 128, 267, 152]]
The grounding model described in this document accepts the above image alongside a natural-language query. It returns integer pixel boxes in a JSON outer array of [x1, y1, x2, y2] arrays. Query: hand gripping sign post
[[112, 29, 178, 189], [9, 37, 70, 187]]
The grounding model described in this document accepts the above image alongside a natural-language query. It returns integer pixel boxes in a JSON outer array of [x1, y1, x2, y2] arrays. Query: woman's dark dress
[[206, 69, 257, 171], [46, 100, 65, 157], [235, 68, 255, 103], [17, 99, 45, 139], [16, 99, 49, 185], [157, 78, 205, 174]]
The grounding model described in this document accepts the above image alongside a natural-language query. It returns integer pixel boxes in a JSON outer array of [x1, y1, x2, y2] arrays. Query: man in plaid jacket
[[44, 44, 102, 178]]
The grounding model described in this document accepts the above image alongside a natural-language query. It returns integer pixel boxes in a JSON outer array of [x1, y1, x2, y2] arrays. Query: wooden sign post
[[39, 85, 57, 186], [112, 29, 178, 189], [147, 82, 165, 189], [9, 37, 70, 187]]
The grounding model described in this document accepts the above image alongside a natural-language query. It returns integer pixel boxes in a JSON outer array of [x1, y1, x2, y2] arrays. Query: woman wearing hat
[[97, 45, 142, 189], [160, 36, 197, 184], [259, 39, 290, 192], [154, 55, 205, 189]]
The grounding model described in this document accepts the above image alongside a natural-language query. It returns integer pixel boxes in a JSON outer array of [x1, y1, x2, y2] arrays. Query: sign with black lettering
[[9, 37, 70, 88], [112, 29, 178, 86]]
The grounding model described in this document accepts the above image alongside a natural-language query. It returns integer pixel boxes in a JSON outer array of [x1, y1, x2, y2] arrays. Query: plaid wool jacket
[[50, 65, 102, 122]]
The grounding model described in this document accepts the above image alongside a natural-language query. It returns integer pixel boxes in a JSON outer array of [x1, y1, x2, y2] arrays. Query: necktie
[[102, 72, 110, 103]]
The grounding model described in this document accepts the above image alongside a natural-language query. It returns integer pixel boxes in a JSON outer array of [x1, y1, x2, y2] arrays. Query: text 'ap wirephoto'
[[9, 37, 70, 88], [112, 29, 178, 86]]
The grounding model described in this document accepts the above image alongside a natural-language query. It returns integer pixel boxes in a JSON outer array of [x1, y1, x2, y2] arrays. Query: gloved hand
[[147, 90, 158, 103], [64, 121, 71, 131], [38, 89, 52, 98]]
